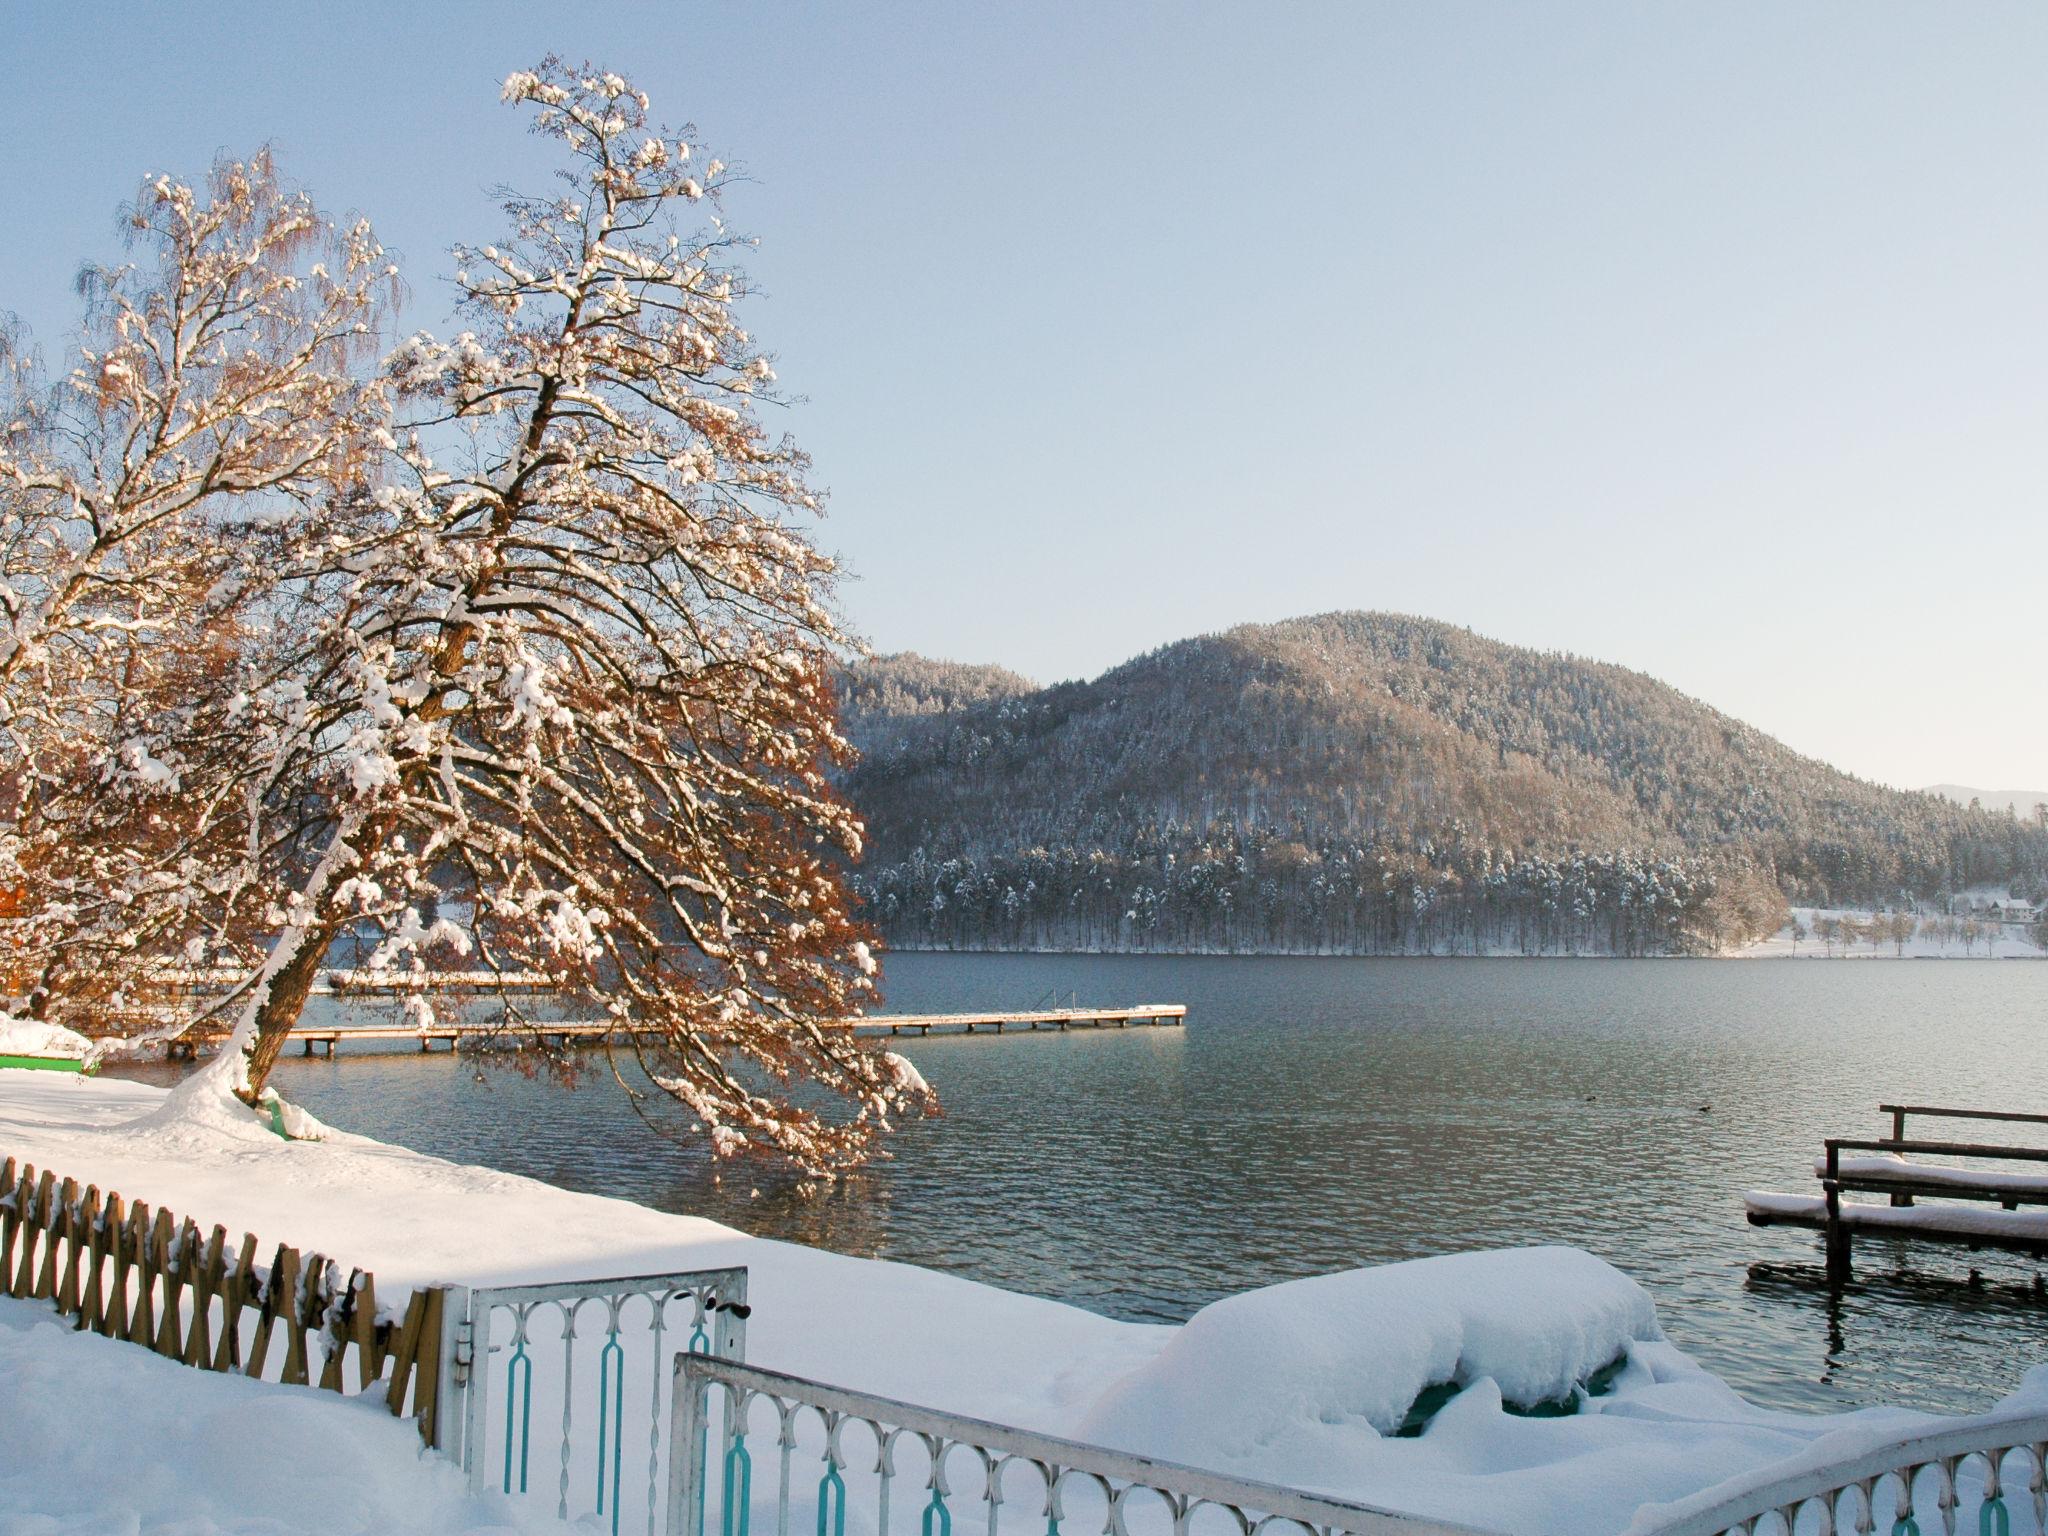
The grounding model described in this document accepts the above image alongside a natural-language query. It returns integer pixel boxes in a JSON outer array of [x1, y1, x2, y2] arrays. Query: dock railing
[[1879, 1105, 2048, 1145], [1628, 1406, 2048, 1536], [443, 1267, 748, 1536], [667, 1355, 1486, 1536]]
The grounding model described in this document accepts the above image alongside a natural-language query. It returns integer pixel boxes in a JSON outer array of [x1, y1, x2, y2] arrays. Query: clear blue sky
[[3, 3, 2043, 791]]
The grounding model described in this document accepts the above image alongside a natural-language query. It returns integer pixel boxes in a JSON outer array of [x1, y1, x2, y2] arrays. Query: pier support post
[[1823, 1175, 1851, 1283], [1888, 1107, 1911, 1205]]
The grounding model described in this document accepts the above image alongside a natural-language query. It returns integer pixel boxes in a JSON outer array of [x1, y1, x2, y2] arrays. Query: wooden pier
[[170, 1003, 1188, 1059], [845, 1004, 1187, 1038], [1747, 1102, 2048, 1278], [161, 967, 556, 997]]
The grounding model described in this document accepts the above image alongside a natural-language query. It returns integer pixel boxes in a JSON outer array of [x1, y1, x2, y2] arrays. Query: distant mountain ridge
[[837, 614, 2048, 956], [1924, 785, 2048, 820]]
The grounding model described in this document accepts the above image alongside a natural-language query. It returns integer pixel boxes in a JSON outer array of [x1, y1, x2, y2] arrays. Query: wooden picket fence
[[0, 1153, 449, 1443]]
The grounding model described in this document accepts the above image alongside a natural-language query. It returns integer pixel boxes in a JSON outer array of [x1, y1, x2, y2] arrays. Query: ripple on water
[[119, 953, 2048, 1415]]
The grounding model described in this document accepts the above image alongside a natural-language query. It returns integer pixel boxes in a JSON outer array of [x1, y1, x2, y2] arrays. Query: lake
[[138, 954, 2048, 1416]]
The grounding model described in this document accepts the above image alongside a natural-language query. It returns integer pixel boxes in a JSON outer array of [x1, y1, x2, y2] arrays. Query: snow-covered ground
[[0, 1017, 97, 1059], [0, 1295, 559, 1534], [1737, 907, 2043, 959], [2, 1069, 2043, 1535]]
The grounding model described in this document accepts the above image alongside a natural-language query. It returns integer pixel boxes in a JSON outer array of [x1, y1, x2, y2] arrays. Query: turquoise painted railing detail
[[502, 1326, 533, 1495], [1616, 1408, 2048, 1536], [597, 1317, 627, 1533], [816, 1465, 846, 1536], [671, 1357, 1478, 1536], [720, 1432, 752, 1536], [448, 1269, 747, 1536]]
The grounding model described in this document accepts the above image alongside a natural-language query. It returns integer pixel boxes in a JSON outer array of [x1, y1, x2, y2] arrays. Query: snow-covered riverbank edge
[[885, 930, 2044, 959], [1736, 907, 2044, 959], [3, 1068, 2042, 1535]]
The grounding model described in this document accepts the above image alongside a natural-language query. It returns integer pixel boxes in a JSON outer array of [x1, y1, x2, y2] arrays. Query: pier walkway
[[165, 1004, 1188, 1059]]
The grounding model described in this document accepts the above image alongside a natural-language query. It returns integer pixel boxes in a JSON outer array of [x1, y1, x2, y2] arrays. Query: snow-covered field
[[2, 1069, 2043, 1535], [1738, 907, 2043, 959]]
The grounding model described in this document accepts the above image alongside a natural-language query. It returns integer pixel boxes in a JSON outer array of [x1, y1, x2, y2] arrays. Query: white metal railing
[[438, 1267, 748, 1536], [667, 1355, 1489, 1536], [1628, 1409, 2048, 1536]]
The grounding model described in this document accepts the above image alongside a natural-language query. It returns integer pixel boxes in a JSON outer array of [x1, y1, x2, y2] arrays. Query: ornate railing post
[[434, 1283, 475, 1465], [670, 1354, 711, 1536]]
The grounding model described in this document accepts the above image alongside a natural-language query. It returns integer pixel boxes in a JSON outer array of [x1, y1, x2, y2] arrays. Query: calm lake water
[[137, 954, 2048, 1416]]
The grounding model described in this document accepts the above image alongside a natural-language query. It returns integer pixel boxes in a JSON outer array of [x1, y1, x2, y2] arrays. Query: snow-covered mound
[[1082, 1247, 1659, 1452], [0, 1018, 95, 1059], [1074, 1252, 1933, 1534]]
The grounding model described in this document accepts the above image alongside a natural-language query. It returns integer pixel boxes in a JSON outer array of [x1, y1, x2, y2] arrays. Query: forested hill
[[836, 615, 2048, 956]]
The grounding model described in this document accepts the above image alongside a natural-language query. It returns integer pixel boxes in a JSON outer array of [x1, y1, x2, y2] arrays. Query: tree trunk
[[235, 918, 338, 1103]]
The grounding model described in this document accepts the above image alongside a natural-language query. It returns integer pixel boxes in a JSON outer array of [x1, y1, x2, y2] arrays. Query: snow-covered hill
[[841, 616, 2048, 955]]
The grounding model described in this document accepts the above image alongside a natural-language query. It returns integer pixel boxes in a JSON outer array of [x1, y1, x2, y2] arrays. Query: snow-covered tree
[[187, 60, 932, 1171], [0, 155, 393, 1025]]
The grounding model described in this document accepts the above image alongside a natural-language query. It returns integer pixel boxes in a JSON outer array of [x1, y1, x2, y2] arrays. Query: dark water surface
[[140, 955, 2048, 1416]]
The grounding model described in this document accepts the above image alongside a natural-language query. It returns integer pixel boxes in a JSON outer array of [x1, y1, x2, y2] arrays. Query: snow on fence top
[[0, 1150, 448, 1440]]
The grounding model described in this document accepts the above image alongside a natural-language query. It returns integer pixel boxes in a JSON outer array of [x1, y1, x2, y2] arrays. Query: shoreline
[[880, 943, 2044, 960]]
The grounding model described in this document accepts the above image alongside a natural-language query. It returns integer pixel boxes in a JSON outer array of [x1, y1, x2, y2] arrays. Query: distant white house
[[1951, 893, 2042, 922]]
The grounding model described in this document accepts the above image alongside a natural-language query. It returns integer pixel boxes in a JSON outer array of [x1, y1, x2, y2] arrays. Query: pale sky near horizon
[[1, 4, 2043, 792]]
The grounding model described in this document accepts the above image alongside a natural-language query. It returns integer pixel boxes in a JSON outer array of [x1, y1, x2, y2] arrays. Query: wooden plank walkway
[[169, 1004, 1188, 1059]]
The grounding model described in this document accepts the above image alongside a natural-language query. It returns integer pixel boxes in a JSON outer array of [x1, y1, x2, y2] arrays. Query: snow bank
[[1083, 1247, 1658, 1450], [1073, 1254, 1953, 1535], [1081, 1245, 1654, 1458], [0, 1017, 95, 1059], [0, 1296, 555, 1535], [1622, 1364, 2048, 1536]]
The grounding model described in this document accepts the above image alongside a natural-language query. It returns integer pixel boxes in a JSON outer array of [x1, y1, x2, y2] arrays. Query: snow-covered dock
[[183, 1004, 1190, 1058], [1747, 1189, 2048, 1256], [1746, 1103, 2048, 1277]]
